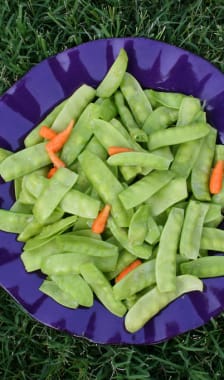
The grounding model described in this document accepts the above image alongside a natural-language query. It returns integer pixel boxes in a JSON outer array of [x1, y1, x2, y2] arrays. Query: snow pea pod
[[61, 102, 101, 165], [180, 256, 224, 278], [96, 48, 128, 98], [10, 201, 33, 214], [200, 227, 224, 252], [125, 275, 203, 333], [156, 208, 184, 292], [180, 201, 209, 259], [80, 262, 127, 317], [33, 168, 78, 223], [171, 138, 204, 178], [60, 189, 100, 218], [0, 209, 32, 233], [78, 149, 132, 227], [145, 90, 185, 109], [14, 177, 23, 200], [145, 216, 161, 245], [113, 259, 156, 301], [85, 136, 107, 160], [39, 279, 79, 309], [119, 170, 174, 210], [148, 122, 210, 151], [21, 238, 60, 272], [24, 172, 48, 198], [107, 151, 172, 170], [128, 205, 150, 245], [120, 72, 152, 126], [51, 274, 93, 307], [191, 127, 217, 201], [143, 106, 178, 135], [34, 215, 77, 241], [52, 84, 96, 132], [204, 203, 223, 227], [96, 97, 118, 121], [107, 250, 136, 280], [176, 96, 202, 126], [0, 142, 50, 182], [73, 229, 101, 240]]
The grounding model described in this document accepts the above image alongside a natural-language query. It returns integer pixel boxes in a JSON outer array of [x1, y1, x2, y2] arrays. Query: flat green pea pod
[[33, 168, 78, 223], [0, 142, 51, 182], [21, 238, 59, 272], [143, 106, 178, 135], [107, 151, 172, 170], [200, 227, 224, 252], [80, 262, 127, 317], [180, 201, 209, 259], [114, 90, 148, 142], [10, 201, 33, 214], [39, 279, 79, 309], [33, 215, 78, 241], [78, 149, 132, 227], [145, 216, 161, 245], [128, 204, 150, 245], [61, 102, 101, 165], [119, 170, 174, 210], [176, 96, 202, 126], [14, 177, 23, 200], [73, 229, 102, 240], [51, 274, 93, 307], [113, 259, 156, 301], [156, 208, 184, 293], [24, 172, 48, 198], [85, 136, 107, 161], [191, 127, 217, 201], [146, 178, 188, 216], [145, 89, 185, 109], [52, 84, 96, 132], [110, 118, 145, 152], [18, 179, 36, 205], [0, 147, 12, 163], [60, 189, 100, 218], [120, 72, 152, 126], [204, 203, 223, 228], [125, 274, 203, 333], [96, 48, 128, 98], [214, 144, 224, 163], [96, 97, 118, 121], [148, 122, 210, 151], [107, 250, 136, 280], [0, 209, 33, 233], [180, 255, 224, 278], [24, 98, 67, 147]]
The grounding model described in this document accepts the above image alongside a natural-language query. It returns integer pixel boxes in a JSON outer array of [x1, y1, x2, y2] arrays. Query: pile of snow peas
[[1, 48, 224, 333]]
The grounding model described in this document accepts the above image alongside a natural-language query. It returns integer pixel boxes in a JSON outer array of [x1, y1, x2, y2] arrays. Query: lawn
[[1, 0, 224, 379]]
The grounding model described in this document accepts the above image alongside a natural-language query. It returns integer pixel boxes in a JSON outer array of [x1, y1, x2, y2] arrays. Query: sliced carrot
[[115, 259, 142, 283], [46, 119, 74, 153], [91, 204, 111, 234], [209, 160, 223, 194], [47, 149, 66, 169], [47, 167, 58, 178], [108, 146, 134, 156], [39, 125, 58, 140]]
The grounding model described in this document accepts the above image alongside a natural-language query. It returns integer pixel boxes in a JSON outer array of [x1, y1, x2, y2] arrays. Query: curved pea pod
[[0, 209, 33, 234], [60, 189, 100, 219], [80, 262, 127, 317], [145, 90, 185, 109], [113, 259, 156, 300], [120, 72, 152, 126], [119, 170, 174, 210], [39, 279, 79, 309], [51, 274, 93, 307], [33, 168, 78, 223], [0, 142, 51, 182], [191, 127, 217, 201], [148, 122, 210, 151], [96, 48, 128, 98], [180, 200, 209, 260], [128, 205, 150, 245], [176, 96, 202, 127], [0, 147, 12, 163], [107, 151, 172, 170], [24, 98, 67, 147], [146, 178, 188, 216], [143, 106, 178, 135], [21, 238, 60, 272], [200, 227, 224, 252], [125, 274, 203, 333], [156, 208, 184, 293], [107, 250, 137, 280], [78, 149, 132, 227], [52, 84, 96, 132], [180, 255, 224, 278]]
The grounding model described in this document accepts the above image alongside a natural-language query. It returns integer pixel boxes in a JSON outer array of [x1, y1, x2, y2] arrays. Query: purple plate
[[1, 37, 224, 345]]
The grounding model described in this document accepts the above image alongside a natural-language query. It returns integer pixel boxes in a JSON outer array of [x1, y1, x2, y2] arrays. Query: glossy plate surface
[[1, 38, 224, 344]]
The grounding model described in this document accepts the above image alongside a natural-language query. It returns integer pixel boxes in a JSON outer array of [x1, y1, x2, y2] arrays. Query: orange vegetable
[[108, 146, 134, 156], [115, 259, 142, 283], [209, 160, 223, 194], [47, 149, 66, 169], [46, 119, 74, 153], [91, 204, 111, 234], [47, 167, 58, 179], [39, 125, 58, 140]]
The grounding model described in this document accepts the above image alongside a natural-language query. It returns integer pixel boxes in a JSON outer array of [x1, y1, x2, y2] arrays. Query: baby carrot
[[39, 126, 58, 140], [47, 150, 66, 169], [47, 167, 58, 178], [46, 119, 75, 153], [115, 259, 142, 283], [209, 160, 223, 194], [91, 204, 111, 234], [108, 146, 134, 156]]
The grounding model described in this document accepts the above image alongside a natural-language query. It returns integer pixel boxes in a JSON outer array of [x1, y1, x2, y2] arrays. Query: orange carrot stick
[[47, 167, 58, 179], [108, 146, 134, 156], [47, 149, 66, 169], [209, 160, 223, 194], [46, 119, 74, 153], [91, 204, 111, 234], [39, 126, 58, 140], [115, 259, 142, 283]]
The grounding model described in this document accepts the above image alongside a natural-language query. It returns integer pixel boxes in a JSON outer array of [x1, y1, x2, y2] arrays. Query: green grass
[[1, 0, 224, 379]]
